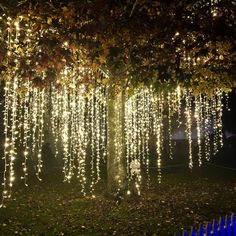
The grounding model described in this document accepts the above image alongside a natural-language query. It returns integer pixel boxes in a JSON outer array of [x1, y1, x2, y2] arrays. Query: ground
[[0, 166, 235, 236]]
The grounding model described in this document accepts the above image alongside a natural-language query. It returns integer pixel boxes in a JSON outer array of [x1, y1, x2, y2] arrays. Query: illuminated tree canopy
[[0, 0, 236, 206], [0, 0, 235, 93]]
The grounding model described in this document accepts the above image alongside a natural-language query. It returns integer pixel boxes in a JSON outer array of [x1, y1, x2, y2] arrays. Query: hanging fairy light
[[100, 86, 107, 161], [203, 95, 212, 161], [185, 92, 193, 169], [36, 89, 45, 180], [22, 80, 31, 185], [216, 91, 223, 149], [152, 91, 164, 183], [167, 92, 173, 159], [68, 84, 76, 182], [75, 85, 87, 194], [176, 86, 182, 127], [124, 92, 132, 184], [212, 90, 223, 154], [88, 87, 96, 192], [212, 97, 218, 155], [194, 95, 203, 166], [225, 93, 230, 112], [50, 84, 60, 159], [1, 81, 11, 205], [138, 88, 152, 186], [9, 77, 18, 195], [61, 86, 70, 181], [125, 88, 147, 193], [1, 16, 21, 201]]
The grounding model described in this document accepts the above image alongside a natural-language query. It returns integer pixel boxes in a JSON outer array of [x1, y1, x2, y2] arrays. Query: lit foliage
[[0, 0, 235, 93]]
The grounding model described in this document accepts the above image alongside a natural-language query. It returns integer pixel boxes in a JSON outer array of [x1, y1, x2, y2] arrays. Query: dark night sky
[[223, 90, 236, 135]]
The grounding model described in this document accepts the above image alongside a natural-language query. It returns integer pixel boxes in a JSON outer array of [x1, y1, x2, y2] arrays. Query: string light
[[213, 90, 223, 152], [0, 78, 230, 204], [22, 80, 31, 185], [167, 92, 173, 159], [185, 92, 193, 169], [1, 81, 11, 206], [75, 85, 87, 194], [203, 95, 211, 161], [88, 88, 96, 192], [153, 91, 164, 183], [194, 95, 203, 166]]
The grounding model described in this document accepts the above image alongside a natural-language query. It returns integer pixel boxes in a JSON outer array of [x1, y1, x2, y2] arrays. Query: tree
[[0, 0, 235, 203]]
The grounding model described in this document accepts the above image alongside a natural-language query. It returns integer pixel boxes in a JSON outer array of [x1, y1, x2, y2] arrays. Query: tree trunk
[[107, 89, 127, 196]]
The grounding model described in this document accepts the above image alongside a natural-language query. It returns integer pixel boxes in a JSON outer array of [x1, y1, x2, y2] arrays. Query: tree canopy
[[1, 0, 235, 205], [0, 0, 235, 94]]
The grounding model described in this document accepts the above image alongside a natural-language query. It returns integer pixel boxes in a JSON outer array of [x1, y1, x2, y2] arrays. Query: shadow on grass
[[0, 165, 235, 236]]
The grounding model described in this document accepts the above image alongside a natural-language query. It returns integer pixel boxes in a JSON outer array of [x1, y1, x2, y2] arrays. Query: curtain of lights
[[0, 15, 226, 205]]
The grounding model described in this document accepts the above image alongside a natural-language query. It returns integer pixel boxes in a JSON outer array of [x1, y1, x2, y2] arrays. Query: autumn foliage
[[0, 0, 235, 94]]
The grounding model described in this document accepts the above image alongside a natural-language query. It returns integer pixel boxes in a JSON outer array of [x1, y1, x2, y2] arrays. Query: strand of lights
[[194, 95, 202, 166], [50, 84, 60, 159], [225, 93, 230, 112], [22, 80, 31, 185], [21, 18, 32, 183], [124, 91, 132, 186], [68, 80, 77, 182], [35, 88, 45, 181], [125, 89, 143, 194], [185, 92, 193, 169], [1, 81, 11, 206], [153, 91, 164, 183], [138, 88, 152, 187], [212, 97, 218, 155], [203, 96, 211, 161], [215, 90, 223, 150], [8, 77, 18, 196], [31, 89, 38, 169], [135, 90, 142, 193], [75, 86, 87, 194], [167, 92, 173, 159], [1, 17, 14, 204], [61, 87, 70, 181], [176, 86, 182, 127], [144, 89, 151, 187], [89, 88, 95, 193], [94, 87, 102, 183], [7, 14, 20, 198], [17, 94, 24, 146], [101, 86, 107, 162]]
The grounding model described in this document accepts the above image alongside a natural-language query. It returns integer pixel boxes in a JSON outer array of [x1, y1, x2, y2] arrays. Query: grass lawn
[[0, 166, 235, 236]]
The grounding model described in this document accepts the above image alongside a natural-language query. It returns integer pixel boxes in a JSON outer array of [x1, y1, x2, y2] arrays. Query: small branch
[[0, 3, 6, 10], [17, 0, 28, 7], [129, 0, 138, 17]]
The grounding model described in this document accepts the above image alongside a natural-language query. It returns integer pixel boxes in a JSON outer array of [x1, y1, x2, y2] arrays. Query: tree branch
[[129, 0, 138, 17]]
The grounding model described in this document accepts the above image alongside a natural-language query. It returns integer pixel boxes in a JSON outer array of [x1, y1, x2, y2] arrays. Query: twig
[[0, 3, 7, 10], [129, 0, 138, 17]]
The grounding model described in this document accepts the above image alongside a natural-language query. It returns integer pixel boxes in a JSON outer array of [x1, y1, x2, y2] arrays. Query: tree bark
[[107, 89, 127, 196]]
